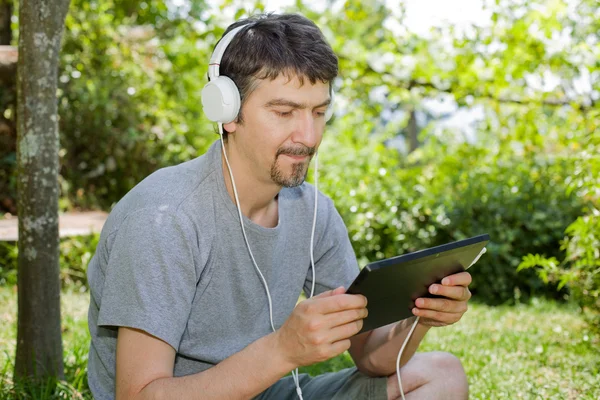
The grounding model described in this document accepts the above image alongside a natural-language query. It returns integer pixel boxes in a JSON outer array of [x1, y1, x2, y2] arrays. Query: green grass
[[1, 286, 598, 399], [0, 286, 92, 399], [300, 298, 600, 399]]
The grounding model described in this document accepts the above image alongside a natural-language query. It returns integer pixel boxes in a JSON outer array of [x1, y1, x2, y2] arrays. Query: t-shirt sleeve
[[97, 209, 199, 351], [304, 196, 360, 296]]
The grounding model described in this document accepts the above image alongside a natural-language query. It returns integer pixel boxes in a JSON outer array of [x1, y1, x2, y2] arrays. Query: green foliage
[[0, 289, 92, 399], [306, 0, 591, 304], [58, 234, 100, 288], [0, 71, 16, 215], [561, 213, 600, 330], [0, 242, 17, 286], [518, 114, 600, 331], [0, 377, 92, 400], [426, 141, 581, 303], [318, 114, 582, 304], [0, 234, 99, 287], [56, 0, 216, 210], [518, 254, 562, 287], [1, 0, 598, 305]]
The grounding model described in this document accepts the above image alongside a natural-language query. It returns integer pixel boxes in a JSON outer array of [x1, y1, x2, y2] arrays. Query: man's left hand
[[412, 271, 472, 327]]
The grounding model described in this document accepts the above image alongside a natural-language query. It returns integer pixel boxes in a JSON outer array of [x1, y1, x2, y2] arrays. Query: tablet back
[[347, 234, 489, 333]]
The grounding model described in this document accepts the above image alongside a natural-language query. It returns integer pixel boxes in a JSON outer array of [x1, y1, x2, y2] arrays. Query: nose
[[291, 111, 321, 148]]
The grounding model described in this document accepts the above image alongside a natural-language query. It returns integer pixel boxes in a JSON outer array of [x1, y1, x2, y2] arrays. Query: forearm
[[351, 317, 430, 376], [137, 333, 295, 400]]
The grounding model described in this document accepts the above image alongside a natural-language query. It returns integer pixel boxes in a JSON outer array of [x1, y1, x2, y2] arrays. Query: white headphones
[[201, 23, 335, 124]]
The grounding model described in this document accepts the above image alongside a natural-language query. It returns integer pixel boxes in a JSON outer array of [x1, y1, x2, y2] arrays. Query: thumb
[[314, 286, 346, 298]]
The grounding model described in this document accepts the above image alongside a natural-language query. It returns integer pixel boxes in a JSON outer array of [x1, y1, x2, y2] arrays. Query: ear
[[223, 120, 238, 133]]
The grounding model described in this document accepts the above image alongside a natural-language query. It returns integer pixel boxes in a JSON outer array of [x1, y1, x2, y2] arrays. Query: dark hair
[[214, 13, 338, 134]]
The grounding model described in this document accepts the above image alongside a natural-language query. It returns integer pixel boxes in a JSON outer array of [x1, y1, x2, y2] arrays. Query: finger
[[317, 293, 368, 314], [415, 297, 468, 314], [313, 286, 346, 299], [412, 307, 463, 324], [441, 271, 472, 287], [327, 319, 364, 342], [429, 284, 471, 301], [331, 286, 346, 296], [328, 338, 352, 358], [325, 308, 368, 329]]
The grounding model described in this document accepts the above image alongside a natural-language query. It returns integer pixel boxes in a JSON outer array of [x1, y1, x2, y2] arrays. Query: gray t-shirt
[[86, 140, 360, 400]]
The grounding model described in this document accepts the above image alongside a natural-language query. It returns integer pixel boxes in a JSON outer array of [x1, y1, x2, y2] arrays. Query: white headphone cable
[[219, 126, 318, 400], [395, 248, 485, 399], [396, 316, 420, 400], [290, 151, 319, 397], [219, 125, 276, 332], [309, 152, 318, 299]]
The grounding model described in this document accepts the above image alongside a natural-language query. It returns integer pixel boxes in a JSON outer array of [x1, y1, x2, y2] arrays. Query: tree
[[15, 0, 71, 380]]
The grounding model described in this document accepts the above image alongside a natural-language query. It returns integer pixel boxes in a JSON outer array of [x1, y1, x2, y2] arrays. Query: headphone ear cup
[[201, 76, 241, 123], [325, 90, 335, 122]]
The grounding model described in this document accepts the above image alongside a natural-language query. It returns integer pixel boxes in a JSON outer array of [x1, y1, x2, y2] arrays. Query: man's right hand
[[274, 287, 368, 368]]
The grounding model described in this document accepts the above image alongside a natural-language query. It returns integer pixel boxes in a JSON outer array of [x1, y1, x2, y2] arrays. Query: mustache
[[276, 146, 316, 158]]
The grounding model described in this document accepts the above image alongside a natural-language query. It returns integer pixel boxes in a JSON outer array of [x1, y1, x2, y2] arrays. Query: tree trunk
[[15, 0, 71, 380], [407, 108, 419, 153]]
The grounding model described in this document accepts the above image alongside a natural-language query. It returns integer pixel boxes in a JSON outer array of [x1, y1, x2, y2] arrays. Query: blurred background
[[0, 0, 598, 398]]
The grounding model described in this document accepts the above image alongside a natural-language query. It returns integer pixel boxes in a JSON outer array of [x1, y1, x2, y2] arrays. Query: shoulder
[[126, 154, 215, 211], [102, 143, 221, 239]]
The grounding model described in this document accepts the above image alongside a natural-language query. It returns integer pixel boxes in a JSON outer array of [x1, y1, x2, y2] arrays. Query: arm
[[116, 327, 294, 400], [349, 318, 431, 377], [117, 287, 368, 400], [349, 271, 473, 376]]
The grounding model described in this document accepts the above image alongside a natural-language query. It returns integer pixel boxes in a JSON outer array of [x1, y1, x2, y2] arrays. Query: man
[[87, 13, 472, 400]]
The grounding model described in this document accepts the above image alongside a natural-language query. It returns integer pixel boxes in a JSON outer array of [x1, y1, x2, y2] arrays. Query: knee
[[429, 351, 464, 373], [429, 352, 468, 395]]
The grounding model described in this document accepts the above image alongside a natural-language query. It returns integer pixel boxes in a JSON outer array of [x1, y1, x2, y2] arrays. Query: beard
[[270, 145, 315, 187]]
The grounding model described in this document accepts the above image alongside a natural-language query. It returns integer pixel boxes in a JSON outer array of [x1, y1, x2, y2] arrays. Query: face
[[224, 74, 330, 188]]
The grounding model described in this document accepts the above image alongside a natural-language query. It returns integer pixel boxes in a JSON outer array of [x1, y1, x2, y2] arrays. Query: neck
[[220, 138, 280, 227]]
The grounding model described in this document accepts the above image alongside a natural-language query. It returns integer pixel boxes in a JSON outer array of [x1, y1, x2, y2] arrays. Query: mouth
[[282, 154, 310, 161], [276, 145, 316, 163]]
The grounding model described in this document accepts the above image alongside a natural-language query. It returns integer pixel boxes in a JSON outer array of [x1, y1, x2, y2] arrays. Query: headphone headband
[[208, 24, 253, 81]]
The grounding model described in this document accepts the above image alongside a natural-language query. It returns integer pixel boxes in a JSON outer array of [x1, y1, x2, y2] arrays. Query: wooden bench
[[0, 211, 108, 241], [0, 45, 17, 85]]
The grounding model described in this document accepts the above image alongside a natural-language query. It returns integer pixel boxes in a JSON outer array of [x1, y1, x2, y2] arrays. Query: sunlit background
[[0, 0, 598, 398]]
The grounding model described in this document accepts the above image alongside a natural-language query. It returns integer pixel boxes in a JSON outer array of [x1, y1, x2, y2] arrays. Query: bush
[[0, 67, 17, 215], [56, 0, 215, 210], [519, 213, 600, 332], [0, 234, 99, 288], [0, 0, 591, 308], [0, 0, 219, 214], [519, 128, 600, 331], [427, 141, 581, 303], [0, 241, 17, 286], [318, 110, 584, 305]]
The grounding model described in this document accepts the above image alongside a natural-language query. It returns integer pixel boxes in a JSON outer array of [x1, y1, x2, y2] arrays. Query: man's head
[[209, 13, 338, 188]]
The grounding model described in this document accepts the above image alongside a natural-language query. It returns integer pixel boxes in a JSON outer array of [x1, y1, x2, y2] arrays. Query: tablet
[[346, 234, 490, 333]]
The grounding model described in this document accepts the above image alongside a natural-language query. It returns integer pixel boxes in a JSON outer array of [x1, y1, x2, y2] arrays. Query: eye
[[275, 110, 293, 117], [315, 111, 326, 118]]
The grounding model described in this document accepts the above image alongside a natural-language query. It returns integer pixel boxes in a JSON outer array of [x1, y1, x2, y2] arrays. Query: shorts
[[255, 367, 388, 400]]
